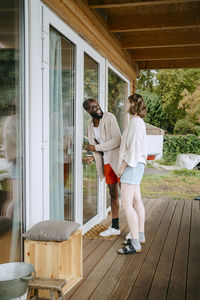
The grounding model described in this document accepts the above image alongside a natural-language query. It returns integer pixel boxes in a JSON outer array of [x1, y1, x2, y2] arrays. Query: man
[[83, 98, 121, 237]]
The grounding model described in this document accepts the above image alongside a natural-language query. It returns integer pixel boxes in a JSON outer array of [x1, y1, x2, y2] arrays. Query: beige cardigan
[[118, 117, 147, 169], [87, 112, 121, 180]]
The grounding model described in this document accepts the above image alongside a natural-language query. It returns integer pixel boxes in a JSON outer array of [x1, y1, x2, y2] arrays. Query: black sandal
[[118, 243, 141, 255], [123, 238, 145, 245]]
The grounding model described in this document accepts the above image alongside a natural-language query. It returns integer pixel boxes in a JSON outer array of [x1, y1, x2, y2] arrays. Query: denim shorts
[[120, 162, 145, 185]]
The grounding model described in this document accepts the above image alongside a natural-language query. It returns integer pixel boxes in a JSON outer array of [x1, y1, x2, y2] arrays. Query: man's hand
[[83, 156, 94, 165], [85, 144, 96, 152]]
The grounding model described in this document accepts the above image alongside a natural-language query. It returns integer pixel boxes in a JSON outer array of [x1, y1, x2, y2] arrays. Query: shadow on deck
[[66, 198, 200, 300]]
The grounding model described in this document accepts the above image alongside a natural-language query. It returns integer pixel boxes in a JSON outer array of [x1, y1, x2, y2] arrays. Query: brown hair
[[128, 94, 147, 119]]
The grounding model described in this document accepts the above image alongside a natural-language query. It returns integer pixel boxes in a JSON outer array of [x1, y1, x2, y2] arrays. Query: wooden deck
[[66, 198, 200, 300]]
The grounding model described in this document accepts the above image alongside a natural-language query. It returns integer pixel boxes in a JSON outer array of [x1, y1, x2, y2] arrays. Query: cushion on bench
[[23, 220, 80, 241]]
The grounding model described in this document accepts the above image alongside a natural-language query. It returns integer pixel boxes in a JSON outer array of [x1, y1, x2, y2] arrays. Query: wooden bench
[[27, 277, 66, 300], [24, 229, 82, 296]]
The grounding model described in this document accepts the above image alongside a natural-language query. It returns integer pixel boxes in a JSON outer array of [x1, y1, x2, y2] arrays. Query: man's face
[[87, 101, 103, 119]]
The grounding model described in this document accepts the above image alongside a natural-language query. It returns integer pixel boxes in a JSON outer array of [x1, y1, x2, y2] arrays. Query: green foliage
[[137, 69, 200, 134], [179, 86, 200, 124], [155, 158, 175, 165], [84, 70, 98, 99], [172, 169, 200, 177], [137, 70, 155, 93], [0, 49, 16, 114], [155, 69, 200, 133], [163, 134, 200, 163], [174, 118, 200, 136], [139, 90, 164, 129], [108, 68, 125, 132]]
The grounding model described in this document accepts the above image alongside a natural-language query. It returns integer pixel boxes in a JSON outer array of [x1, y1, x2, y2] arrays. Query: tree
[[179, 87, 200, 124], [137, 70, 155, 93], [173, 86, 200, 135], [137, 69, 200, 134], [140, 90, 164, 129], [155, 69, 200, 133]]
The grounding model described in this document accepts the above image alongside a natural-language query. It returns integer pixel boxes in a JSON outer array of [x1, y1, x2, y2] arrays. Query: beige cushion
[[23, 220, 80, 241]]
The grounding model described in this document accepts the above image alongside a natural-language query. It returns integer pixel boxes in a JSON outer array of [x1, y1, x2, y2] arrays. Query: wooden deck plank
[[167, 200, 192, 300], [83, 239, 103, 261], [67, 200, 152, 300], [83, 238, 91, 248], [66, 210, 130, 299], [65, 198, 199, 300], [83, 198, 150, 263], [126, 200, 178, 300], [108, 199, 171, 300], [146, 200, 185, 299], [88, 199, 165, 300], [66, 239, 114, 298], [67, 211, 138, 300], [68, 238, 126, 299], [186, 200, 200, 300]]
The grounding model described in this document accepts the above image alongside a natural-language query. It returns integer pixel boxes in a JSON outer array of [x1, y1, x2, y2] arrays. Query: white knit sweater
[[118, 117, 147, 169]]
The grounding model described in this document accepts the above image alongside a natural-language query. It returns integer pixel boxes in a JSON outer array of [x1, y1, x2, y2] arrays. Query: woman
[[117, 94, 147, 254]]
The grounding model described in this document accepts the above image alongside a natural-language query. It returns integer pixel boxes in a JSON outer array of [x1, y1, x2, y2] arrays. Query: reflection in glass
[[0, 0, 24, 263], [107, 68, 127, 208], [49, 27, 75, 221], [108, 68, 128, 132], [83, 53, 99, 224]]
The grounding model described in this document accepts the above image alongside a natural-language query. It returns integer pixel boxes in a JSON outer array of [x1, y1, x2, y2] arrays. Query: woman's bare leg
[[121, 183, 139, 239]]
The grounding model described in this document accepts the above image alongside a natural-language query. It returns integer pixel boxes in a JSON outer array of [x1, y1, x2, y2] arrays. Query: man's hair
[[128, 94, 147, 119], [83, 98, 96, 111]]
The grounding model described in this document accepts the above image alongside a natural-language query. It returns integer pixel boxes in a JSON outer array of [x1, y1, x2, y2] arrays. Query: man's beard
[[91, 110, 103, 120]]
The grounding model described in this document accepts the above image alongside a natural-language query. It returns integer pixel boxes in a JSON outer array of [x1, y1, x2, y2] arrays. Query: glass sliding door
[[83, 53, 99, 224], [108, 68, 128, 133], [49, 26, 75, 221], [0, 0, 24, 263], [106, 67, 128, 208]]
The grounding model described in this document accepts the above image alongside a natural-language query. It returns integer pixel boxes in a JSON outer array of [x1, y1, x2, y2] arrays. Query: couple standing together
[[83, 94, 147, 255]]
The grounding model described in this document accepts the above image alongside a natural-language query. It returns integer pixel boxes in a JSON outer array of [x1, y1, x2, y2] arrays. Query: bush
[[173, 169, 200, 177], [163, 134, 200, 163], [174, 119, 200, 135]]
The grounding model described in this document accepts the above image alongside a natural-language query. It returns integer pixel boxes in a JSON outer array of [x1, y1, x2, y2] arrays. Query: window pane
[[0, 0, 24, 263], [107, 68, 128, 208], [49, 27, 75, 221], [108, 68, 128, 132], [83, 53, 99, 224]]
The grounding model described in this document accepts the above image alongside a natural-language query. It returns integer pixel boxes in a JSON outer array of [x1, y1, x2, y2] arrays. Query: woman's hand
[[117, 160, 128, 177]]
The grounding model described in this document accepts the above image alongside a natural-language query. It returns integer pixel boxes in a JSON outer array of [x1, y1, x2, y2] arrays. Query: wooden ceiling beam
[[42, 0, 137, 79], [130, 46, 200, 61], [138, 58, 200, 69], [88, 0, 200, 8], [108, 9, 200, 32], [121, 28, 200, 49]]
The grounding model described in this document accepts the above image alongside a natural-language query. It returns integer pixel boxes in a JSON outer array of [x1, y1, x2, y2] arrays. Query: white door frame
[[26, 0, 43, 229], [105, 61, 131, 215], [28, 2, 105, 233], [27, 1, 131, 233]]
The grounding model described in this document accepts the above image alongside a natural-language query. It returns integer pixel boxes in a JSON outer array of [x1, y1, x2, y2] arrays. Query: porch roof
[[66, 197, 200, 300], [87, 0, 200, 70], [43, 0, 200, 79]]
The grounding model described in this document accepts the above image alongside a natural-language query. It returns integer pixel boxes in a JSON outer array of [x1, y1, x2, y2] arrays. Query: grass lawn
[[141, 169, 200, 201]]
